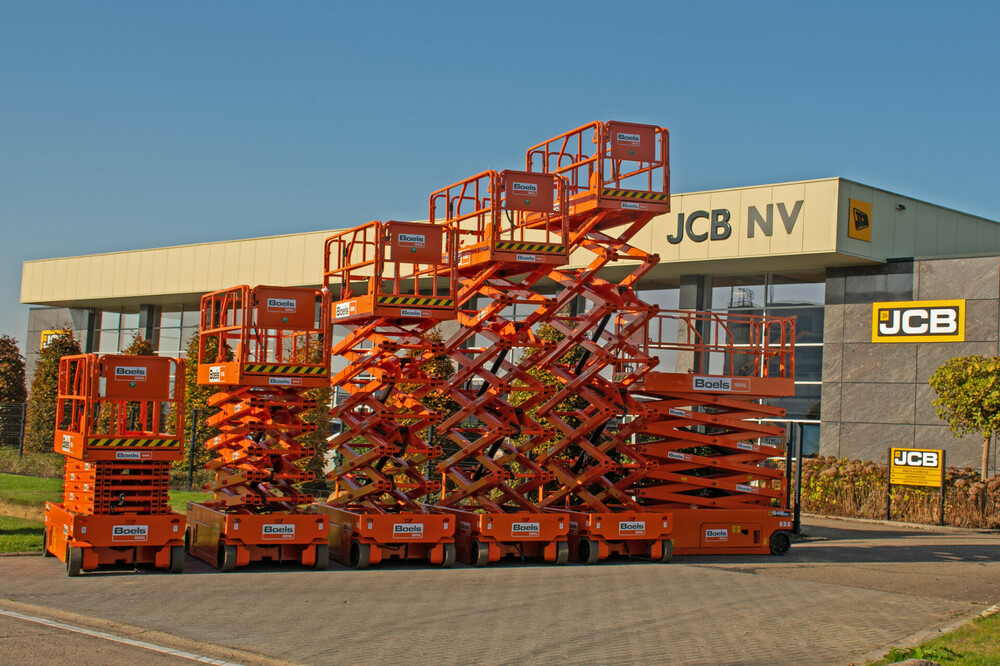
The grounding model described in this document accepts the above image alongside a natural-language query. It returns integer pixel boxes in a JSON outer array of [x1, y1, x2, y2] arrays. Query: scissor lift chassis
[[185, 502, 328, 571], [548, 509, 673, 564], [668, 508, 794, 556], [44, 502, 184, 574], [313, 504, 455, 568], [434, 507, 569, 566]]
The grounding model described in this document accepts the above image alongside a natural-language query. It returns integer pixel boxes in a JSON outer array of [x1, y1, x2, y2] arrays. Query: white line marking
[[0, 608, 241, 665]]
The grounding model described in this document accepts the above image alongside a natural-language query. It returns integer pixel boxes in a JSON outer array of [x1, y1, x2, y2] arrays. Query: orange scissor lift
[[613, 310, 797, 556], [513, 121, 678, 563], [315, 221, 458, 568], [426, 169, 574, 565], [43, 354, 186, 575], [188, 285, 329, 571]]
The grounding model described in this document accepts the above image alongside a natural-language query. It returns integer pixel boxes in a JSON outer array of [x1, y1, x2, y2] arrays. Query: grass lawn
[[871, 612, 1000, 664], [0, 473, 211, 552], [0, 515, 44, 553], [0, 473, 63, 506]]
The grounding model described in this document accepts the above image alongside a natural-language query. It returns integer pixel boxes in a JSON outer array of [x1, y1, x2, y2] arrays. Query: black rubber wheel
[[168, 545, 185, 574], [42, 529, 54, 557], [349, 540, 370, 570], [470, 539, 489, 567], [554, 541, 569, 566], [66, 546, 83, 577], [578, 537, 600, 565], [218, 543, 238, 572], [654, 539, 674, 563], [769, 531, 792, 556], [439, 542, 456, 569], [313, 544, 329, 570]]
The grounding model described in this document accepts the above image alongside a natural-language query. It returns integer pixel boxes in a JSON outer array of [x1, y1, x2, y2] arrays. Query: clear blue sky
[[2, 1, 998, 348]]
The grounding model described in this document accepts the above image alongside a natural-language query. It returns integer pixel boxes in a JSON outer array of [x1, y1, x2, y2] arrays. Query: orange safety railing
[[56, 354, 184, 460], [324, 220, 457, 320], [525, 121, 669, 211], [428, 169, 568, 263], [639, 310, 796, 380], [198, 284, 328, 387]]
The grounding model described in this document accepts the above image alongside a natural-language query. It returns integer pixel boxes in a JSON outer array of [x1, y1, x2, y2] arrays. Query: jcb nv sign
[[871, 300, 965, 343]]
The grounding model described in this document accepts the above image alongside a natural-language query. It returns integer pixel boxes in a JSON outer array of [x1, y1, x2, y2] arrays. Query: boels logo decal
[[692, 376, 750, 393], [872, 300, 965, 343]]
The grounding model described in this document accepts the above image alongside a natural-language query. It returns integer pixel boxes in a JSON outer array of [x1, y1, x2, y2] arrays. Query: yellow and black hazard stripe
[[495, 241, 565, 254], [243, 364, 327, 375], [600, 189, 670, 202], [376, 296, 455, 308], [88, 438, 179, 448]]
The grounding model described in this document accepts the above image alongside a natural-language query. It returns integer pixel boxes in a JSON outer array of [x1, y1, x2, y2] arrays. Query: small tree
[[121, 332, 156, 356], [928, 355, 1000, 480], [177, 333, 227, 477], [24, 330, 81, 454], [0, 335, 27, 402]]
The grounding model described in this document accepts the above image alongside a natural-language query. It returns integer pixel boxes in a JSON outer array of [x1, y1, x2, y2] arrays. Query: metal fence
[[0, 402, 27, 453]]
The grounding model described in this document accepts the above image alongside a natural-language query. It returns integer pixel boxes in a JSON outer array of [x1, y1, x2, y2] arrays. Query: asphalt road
[[1, 516, 998, 665]]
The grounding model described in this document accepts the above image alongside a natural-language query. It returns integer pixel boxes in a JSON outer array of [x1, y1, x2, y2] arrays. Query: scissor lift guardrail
[[189, 284, 330, 571], [44, 353, 186, 575]]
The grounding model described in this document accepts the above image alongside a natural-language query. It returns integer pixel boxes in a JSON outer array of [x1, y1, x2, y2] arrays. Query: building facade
[[21, 178, 1000, 471]]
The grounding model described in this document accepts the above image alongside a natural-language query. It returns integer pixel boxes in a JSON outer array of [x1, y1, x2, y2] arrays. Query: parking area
[[1, 516, 998, 665]]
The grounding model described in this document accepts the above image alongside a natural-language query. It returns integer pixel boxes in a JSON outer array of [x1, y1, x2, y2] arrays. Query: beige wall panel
[[110, 254, 128, 297], [676, 193, 712, 261], [705, 189, 742, 259], [738, 187, 775, 257], [801, 180, 839, 253], [176, 248, 196, 293], [191, 245, 212, 292], [270, 236, 292, 284], [870, 189, 895, 255], [135, 251, 154, 296], [125, 254, 142, 296], [19, 263, 37, 302], [838, 182, 876, 259], [238, 241, 258, 285], [205, 245, 225, 290], [285, 235, 307, 284], [914, 203, 940, 256], [150, 250, 168, 296], [62, 259, 80, 300], [934, 208, 958, 256], [879, 191, 916, 258], [955, 214, 981, 255], [766, 183, 807, 255], [222, 242, 241, 287], [646, 211, 681, 263]]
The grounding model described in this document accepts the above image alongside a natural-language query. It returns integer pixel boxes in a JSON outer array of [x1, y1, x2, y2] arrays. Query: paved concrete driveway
[[1, 516, 997, 665]]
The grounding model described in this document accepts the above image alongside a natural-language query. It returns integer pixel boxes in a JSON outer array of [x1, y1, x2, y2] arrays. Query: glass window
[[792, 345, 823, 382], [157, 327, 181, 354], [711, 275, 765, 311], [159, 306, 182, 329], [119, 329, 139, 350], [101, 309, 121, 330], [765, 384, 821, 420], [121, 307, 140, 329], [640, 286, 680, 310], [97, 330, 119, 354], [767, 306, 824, 343], [767, 273, 825, 307], [181, 307, 200, 328], [180, 327, 199, 354]]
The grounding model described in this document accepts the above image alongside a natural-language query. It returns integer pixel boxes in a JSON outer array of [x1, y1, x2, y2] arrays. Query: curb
[[0, 552, 42, 558], [803, 512, 999, 535], [858, 602, 1000, 664]]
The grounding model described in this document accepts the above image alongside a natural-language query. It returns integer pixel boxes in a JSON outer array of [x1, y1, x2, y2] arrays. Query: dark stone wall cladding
[[821, 257, 1000, 469]]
